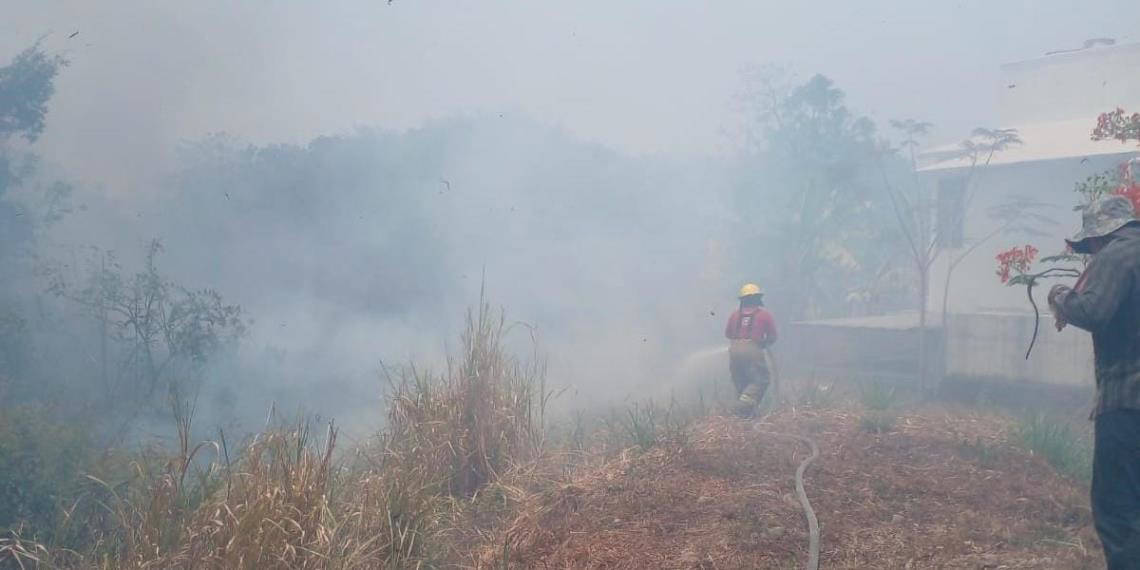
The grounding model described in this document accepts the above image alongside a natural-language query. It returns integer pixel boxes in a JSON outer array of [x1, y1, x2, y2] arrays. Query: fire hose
[[752, 425, 821, 570], [754, 348, 820, 570]]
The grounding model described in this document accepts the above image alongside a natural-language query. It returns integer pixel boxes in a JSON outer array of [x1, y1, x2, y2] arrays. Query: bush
[[0, 405, 95, 541], [859, 412, 895, 434], [1015, 413, 1092, 483], [860, 381, 898, 411], [609, 399, 692, 452]]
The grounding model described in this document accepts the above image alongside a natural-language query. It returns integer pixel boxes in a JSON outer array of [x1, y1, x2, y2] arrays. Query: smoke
[[5, 0, 1140, 437]]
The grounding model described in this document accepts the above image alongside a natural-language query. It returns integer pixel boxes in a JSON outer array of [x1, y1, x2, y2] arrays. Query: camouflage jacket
[[1054, 224, 1140, 417]]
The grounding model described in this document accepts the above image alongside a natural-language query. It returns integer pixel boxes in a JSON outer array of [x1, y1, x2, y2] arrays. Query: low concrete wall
[[783, 311, 1094, 389], [944, 312, 1093, 387], [783, 321, 941, 384]]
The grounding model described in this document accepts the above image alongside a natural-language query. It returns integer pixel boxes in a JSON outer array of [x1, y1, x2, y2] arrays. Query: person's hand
[[1048, 284, 1070, 331], [1048, 284, 1070, 308]]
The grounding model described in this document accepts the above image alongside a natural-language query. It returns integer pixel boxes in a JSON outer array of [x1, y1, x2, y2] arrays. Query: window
[[936, 176, 967, 248]]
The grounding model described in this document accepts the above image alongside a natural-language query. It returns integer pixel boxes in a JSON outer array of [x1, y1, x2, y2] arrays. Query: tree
[[0, 43, 67, 198], [0, 43, 67, 388], [0, 44, 66, 143], [879, 123, 1026, 390], [936, 129, 1045, 346], [738, 71, 899, 321], [47, 240, 246, 413], [0, 42, 70, 282], [878, 119, 937, 389]]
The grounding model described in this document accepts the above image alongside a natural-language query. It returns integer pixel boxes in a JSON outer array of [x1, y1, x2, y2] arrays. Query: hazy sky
[[4, 1, 1140, 190]]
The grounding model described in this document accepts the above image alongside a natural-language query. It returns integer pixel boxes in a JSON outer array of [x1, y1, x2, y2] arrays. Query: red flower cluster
[[1115, 160, 1140, 214], [996, 245, 1038, 283], [1093, 108, 1140, 144]]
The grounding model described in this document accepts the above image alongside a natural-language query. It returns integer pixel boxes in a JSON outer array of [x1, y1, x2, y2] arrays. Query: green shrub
[[0, 405, 96, 540], [860, 381, 898, 411], [859, 412, 895, 434], [1015, 413, 1092, 483], [603, 398, 694, 452], [792, 380, 838, 409], [957, 436, 1000, 468]]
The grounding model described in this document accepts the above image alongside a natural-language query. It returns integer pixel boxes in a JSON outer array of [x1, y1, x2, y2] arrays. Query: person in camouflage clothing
[[1049, 195, 1140, 569]]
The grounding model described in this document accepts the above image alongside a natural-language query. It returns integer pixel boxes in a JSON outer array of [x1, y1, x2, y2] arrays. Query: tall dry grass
[[2, 300, 551, 569], [382, 299, 551, 499]]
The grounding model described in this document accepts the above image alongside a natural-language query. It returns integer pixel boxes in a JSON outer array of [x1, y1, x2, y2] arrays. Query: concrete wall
[[784, 319, 941, 384], [784, 310, 1094, 389], [944, 312, 1093, 387]]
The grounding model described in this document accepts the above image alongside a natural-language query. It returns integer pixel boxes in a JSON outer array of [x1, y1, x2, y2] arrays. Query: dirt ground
[[476, 407, 1101, 569]]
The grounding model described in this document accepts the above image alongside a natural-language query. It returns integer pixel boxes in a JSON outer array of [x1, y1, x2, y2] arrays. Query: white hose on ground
[[752, 424, 821, 570]]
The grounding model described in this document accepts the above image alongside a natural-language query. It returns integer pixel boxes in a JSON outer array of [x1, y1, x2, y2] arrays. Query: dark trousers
[[1093, 409, 1140, 569]]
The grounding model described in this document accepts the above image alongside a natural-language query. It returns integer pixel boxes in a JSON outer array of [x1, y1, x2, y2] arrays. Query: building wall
[[1000, 43, 1140, 125], [926, 153, 1129, 316]]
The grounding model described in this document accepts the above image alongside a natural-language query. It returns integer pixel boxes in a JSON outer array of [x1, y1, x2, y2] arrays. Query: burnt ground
[[473, 408, 1101, 569]]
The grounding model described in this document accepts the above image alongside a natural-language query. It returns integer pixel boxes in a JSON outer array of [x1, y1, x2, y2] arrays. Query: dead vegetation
[[1, 300, 552, 569], [479, 408, 1102, 569], [0, 313, 1104, 569]]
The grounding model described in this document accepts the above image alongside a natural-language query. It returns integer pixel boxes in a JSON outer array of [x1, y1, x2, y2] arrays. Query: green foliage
[[1015, 414, 1092, 483], [860, 381, 898, 411], [0, 405, 95, 540], [1040, 252, 1082, 264], [46, 240, 246, 406], [738, 70, 909, 319], [0, 306, 29, 383], [0, 44, 67, 144], [1074, 170, 1120, 204], [0, 43, 68, 274], [602, 399, 694, 452], [859, 381, 898, 433], [859, 412, 896, 434]]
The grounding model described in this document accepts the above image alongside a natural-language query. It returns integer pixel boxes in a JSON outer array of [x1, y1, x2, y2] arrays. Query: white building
[[790, 42, 1140, 390], [922, 41, 1140, 387]]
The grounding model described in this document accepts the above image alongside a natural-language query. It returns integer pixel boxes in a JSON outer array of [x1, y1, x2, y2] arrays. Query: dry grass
[[478, 407, 1103, 569], [2, 300, 550, 569], [0, 315, 1108, 570]]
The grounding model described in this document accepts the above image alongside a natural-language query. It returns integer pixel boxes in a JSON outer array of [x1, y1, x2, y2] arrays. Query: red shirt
[[725, 306, 778, 344]]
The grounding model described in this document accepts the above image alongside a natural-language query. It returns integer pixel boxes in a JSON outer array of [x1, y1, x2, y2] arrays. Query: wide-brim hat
[[1066, 195, 1138, 253]]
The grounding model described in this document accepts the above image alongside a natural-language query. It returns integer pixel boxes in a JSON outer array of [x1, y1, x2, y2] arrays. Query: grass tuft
[[859, 412, 896, 434], [860, 381, 898, 412], [1015, 413, 1092, 483]]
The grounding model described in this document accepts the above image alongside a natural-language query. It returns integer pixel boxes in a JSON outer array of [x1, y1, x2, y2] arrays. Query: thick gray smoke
[[3, 0, 1139, 437]]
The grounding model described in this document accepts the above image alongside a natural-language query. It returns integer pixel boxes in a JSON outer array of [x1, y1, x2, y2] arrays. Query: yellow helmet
[[738, 283, 763, 298]]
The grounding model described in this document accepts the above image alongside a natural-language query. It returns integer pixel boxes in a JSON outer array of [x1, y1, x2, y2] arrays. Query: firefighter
[[725, 283, 778, 416]]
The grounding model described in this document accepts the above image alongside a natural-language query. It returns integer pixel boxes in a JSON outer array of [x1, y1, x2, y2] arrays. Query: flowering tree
[[996, 108, 1140, 358], [1094, 108, 1140, 145]]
